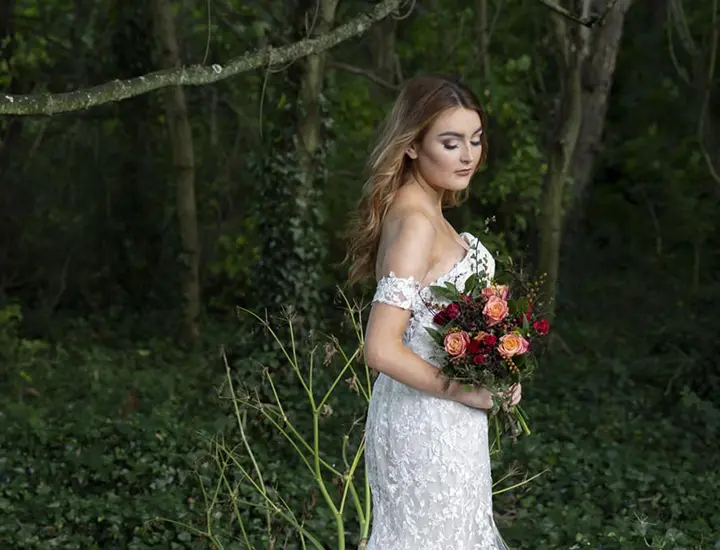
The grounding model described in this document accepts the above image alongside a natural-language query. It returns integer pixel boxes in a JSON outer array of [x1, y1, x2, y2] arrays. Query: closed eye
[[443, 140, 482, 150]]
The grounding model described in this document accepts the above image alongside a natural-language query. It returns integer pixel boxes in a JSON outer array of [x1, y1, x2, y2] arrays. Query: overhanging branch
[[0, 0, 404, 116]]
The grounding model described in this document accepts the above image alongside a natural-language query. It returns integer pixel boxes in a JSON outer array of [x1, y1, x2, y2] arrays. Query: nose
[[460, 143, 474, 165]]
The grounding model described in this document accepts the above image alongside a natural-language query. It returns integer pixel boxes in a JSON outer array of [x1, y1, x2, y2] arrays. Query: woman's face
[[407, 107, 483, 191]]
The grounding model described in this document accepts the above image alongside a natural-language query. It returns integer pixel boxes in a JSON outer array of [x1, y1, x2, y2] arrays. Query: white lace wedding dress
[[364, 232, 507, 550]]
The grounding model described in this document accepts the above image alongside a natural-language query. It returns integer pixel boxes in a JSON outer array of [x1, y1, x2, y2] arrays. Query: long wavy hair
[[344, 75, 488, 286]]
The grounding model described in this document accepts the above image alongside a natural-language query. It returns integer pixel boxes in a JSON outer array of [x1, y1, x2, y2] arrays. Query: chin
[[446, 177, 472, 191]]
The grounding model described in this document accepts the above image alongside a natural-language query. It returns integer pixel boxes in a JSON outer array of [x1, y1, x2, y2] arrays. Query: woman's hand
[[452, 382, 522, 410], [505, 383, 522, 407], [453, 384, 494, 410]]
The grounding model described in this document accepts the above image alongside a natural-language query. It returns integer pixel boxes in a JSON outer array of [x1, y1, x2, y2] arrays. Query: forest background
[[1, 0, 719, 548]]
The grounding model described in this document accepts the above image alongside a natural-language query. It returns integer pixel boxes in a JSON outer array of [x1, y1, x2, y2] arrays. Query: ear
[[406, 144, 418, 160]]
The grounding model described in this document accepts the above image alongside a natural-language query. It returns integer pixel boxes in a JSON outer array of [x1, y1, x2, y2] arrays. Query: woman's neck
[[408, 172, 444, 215]]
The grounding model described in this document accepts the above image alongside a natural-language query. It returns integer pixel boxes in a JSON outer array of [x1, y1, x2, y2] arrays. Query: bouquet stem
[[490, 402, 531, 452], [514, 405, 531, 436]]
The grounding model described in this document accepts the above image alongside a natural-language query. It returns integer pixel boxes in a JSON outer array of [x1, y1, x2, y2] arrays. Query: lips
[[455, 169, 472, 176]]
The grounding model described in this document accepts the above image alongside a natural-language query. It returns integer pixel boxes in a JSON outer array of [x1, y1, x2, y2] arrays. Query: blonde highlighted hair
[[344, 75, 488, 286]]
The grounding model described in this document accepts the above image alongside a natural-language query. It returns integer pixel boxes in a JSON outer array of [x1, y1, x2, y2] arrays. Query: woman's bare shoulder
[[383, 186, 436, 239], [376, 208, 436, 280]]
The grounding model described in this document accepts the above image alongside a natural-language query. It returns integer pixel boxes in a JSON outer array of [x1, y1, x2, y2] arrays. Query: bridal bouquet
[[425, 261, 551, 443]]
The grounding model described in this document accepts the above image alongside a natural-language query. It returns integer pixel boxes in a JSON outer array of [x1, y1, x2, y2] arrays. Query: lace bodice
[[364, 232, 506, 550]]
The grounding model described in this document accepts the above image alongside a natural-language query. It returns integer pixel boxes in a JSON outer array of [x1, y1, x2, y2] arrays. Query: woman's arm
[[364, 213, 493, 409]]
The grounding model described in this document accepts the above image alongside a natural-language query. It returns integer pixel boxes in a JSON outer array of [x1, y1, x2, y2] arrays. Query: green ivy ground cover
[[1, 311, 717, 549]]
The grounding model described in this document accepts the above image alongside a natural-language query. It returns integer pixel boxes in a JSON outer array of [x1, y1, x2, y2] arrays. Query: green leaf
[[522, 310, 530, 331], [425, 327, 445, 346], [428, 284, 459, 301], [465, 273, 479, 294]]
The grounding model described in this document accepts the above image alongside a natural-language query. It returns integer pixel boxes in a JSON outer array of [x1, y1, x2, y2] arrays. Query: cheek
[[473, 146, 484, 166], [417, 146, 457, 174]]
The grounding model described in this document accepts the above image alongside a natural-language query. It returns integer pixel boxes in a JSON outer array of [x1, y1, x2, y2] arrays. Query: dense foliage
[[1, 0, 719, 547]]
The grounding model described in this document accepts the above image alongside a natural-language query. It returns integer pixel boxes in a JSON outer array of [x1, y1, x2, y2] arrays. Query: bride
[[345, 75, 522, 550]]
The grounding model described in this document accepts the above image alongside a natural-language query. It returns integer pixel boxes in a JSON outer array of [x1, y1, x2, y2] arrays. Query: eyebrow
[[437, 127, 484, 138]]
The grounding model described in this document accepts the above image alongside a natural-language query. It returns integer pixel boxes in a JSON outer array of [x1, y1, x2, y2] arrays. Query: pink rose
[[498, 333, 530, 357], [443, 331, 470, 357], [483, 296, 509, 326], [481, 284, 509, 300]]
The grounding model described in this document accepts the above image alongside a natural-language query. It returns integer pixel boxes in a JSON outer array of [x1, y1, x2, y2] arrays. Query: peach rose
[[444, 331, 470, 357], [498, 333, 530, 357], [483, 296, 509, 326], [482, 284, 509, 300]]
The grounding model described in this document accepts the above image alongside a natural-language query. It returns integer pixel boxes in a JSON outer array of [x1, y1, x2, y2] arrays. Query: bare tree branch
[[697, 0, 720, 187], [536, 0, 620, 27], [0, 0, 404, 116], [668, 0, 697, 54], [327, 59, 400, 90], [668, 0, 720, 189], [666, 9, 690, 84]]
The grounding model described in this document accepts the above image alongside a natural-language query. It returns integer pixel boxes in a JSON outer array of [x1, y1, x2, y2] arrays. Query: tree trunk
[[151, 0, 201, 342], [539, 0, 634, 319], [0, 0, 21, 173], [249, 0, 345, 339], [570, 0, 634, 211], [296, 0, 339, 187], [477, 0, 491, 81], [370, 17, 399, 85], [538, 1, 591, 321]]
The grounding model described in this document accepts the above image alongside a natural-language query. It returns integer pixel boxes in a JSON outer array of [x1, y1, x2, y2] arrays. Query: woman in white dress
[[345, 75, 522, 549]]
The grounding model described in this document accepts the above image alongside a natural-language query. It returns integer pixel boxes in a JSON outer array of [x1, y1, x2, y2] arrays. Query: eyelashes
[[443, 141, 483, 150]]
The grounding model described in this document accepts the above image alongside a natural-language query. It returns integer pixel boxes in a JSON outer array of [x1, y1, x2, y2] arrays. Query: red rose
[[472, 354, 486, 365], [433, 311, 449, 325], [533, 318, 550, 335], [467, 339, 483, 354], [445, 303, 461, 319], [483, 334, 497, 346]]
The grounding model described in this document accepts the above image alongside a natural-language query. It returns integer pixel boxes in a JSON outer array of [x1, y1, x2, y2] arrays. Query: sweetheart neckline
[[420, 231, 473, 290]]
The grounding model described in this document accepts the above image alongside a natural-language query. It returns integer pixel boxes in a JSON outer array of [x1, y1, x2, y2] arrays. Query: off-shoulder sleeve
[[372, 271, 421, 311]]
